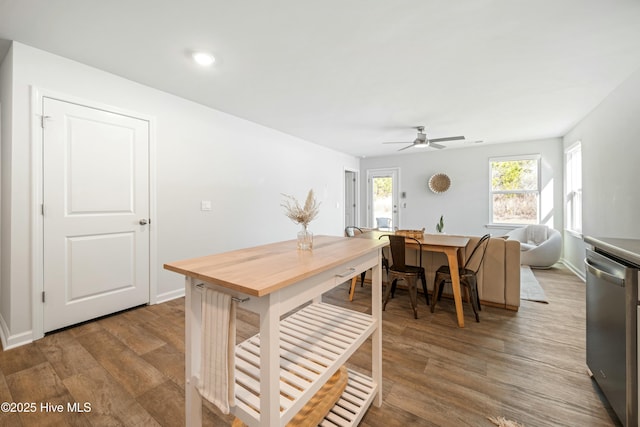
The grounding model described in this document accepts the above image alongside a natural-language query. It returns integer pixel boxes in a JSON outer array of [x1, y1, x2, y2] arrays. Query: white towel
[[198, 288, 236, 414]]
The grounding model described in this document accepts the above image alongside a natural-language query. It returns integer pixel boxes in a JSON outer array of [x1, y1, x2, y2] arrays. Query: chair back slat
[[464, 234, 491, 273], [378, 234, 423, 270], [389, 235, 408, 269]]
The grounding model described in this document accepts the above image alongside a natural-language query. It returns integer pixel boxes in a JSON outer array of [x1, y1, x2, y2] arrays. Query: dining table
[[360, 230, 470, 327]]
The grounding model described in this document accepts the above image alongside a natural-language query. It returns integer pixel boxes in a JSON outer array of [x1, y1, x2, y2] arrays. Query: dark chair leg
[[359, 271, 366, 287], [471, 295, 480, 322], [406, 276, 418, 319], [383, 278, 397, 311], [382, 258, 389, 276], [420, 270, 429, 305], [438, 281, 445, 301], [467, 280, 480, 322], [431, 278, 442, 313]]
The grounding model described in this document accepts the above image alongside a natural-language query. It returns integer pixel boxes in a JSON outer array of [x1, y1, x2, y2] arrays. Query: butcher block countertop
[[163, 235, 388, 297]]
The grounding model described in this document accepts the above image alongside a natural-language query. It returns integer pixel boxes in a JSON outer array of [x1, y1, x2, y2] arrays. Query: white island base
[[165, 236, 386, 427]]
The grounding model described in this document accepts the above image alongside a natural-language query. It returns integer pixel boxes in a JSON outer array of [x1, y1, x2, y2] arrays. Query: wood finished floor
[[0, 265, 621, 426]]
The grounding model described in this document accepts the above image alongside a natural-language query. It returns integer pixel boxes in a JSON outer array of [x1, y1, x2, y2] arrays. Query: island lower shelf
[[231, 302, 378, 426]]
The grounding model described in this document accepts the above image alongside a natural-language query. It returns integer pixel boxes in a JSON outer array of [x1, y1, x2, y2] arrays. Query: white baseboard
[[0, 314, 34, 350], [155, 288, 185, 304], [561, 258, 586, 282]]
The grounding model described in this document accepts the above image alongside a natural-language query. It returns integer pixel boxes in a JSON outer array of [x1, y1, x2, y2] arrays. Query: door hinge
[[41, 204, 44, 215], [41, 115, 51, 129], [42, 291, 46, 303]]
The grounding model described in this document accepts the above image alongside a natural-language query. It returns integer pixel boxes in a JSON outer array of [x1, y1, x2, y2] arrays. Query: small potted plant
[[436, 215, 445, 233]]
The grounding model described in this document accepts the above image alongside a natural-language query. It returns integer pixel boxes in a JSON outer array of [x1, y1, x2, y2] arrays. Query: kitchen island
[[165, 235, 388, 426]]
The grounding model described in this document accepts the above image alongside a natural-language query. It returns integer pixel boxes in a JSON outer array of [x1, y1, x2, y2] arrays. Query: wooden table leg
[[445, 248, 465, 328], [349, 276, 357, 301]]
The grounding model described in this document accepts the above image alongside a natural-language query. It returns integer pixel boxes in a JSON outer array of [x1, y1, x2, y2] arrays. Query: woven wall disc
[[428, 173, 451, 193]]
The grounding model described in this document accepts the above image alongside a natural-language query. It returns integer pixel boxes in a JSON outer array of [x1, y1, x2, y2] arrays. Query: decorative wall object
[[281, 189, 320, 250], [428, 173, 451, 193]]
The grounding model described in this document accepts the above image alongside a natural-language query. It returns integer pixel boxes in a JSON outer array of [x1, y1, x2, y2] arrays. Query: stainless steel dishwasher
[[585, 247, 638, 426]]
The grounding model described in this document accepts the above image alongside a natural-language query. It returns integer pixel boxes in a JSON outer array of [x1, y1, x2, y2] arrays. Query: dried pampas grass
[[281, 189, 320, 227]]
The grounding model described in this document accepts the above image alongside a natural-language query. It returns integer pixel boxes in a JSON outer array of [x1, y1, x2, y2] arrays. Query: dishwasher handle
[[585, 257, 625, 287]]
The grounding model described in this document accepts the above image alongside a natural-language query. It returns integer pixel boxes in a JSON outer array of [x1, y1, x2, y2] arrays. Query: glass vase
[[297, 225, 313, 250]]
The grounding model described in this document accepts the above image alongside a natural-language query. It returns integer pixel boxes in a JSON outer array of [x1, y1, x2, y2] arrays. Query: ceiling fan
[[384, 126, 465, 151]]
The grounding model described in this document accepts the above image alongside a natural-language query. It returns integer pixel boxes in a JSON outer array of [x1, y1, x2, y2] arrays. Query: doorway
[[40, 96, 152, 333], [344, 169, 358, 228], [367, 168, 399, 230]]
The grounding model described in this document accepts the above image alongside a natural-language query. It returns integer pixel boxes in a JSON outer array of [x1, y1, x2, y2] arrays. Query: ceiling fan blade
[[429, 135, 465, 143], [383, 127, 465, 152]]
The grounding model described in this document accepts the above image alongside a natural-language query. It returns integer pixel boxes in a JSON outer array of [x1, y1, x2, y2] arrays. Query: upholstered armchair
[[506, 225, 562, 268]]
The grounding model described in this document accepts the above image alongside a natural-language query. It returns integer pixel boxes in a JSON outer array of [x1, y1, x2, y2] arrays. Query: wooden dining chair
[[346, 226, 389, 301], [380, 234, 429, 319], [430, 233, 491, 322]]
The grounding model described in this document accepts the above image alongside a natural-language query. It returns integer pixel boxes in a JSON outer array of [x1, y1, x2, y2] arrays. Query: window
[[489, 155, 540, 224], [565, 142, 582, 234]]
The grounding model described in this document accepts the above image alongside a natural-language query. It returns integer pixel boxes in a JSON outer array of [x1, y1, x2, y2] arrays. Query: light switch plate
[[201, 200, 212, 211]]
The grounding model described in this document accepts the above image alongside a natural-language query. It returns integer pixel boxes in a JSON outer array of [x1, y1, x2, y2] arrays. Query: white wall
[[563, 66, 640, 276], [0, 42, 358, 347], [0, 45, 13, 340], [360, 138, 564, 237]]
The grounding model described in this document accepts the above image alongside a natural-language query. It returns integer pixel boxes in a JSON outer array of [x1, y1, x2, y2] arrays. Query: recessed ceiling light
[[192, 51, 215, 66]]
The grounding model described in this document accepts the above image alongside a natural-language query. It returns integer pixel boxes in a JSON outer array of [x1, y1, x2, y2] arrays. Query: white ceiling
[[2, 0, 640, 157]]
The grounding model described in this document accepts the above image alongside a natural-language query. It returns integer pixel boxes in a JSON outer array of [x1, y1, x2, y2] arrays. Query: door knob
[[139, 219, 148, 225]]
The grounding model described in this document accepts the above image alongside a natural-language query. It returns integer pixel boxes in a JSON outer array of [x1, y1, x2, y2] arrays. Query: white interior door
[[42, 97, 150, 332], [344, 170, 357, 227]]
